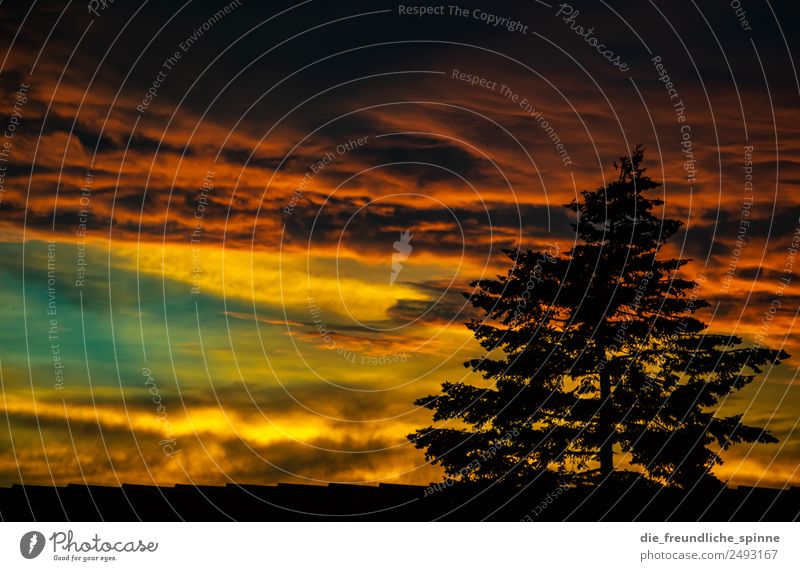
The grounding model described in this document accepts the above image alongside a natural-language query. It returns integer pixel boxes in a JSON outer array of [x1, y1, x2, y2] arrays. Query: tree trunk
[[599, 367, 613, 477]]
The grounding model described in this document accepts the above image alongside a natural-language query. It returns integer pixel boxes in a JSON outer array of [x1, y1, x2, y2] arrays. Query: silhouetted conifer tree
[[409, 146, 787, 488]]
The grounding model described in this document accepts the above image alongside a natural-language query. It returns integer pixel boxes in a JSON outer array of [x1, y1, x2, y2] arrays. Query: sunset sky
[[1, 0, 799, 489]]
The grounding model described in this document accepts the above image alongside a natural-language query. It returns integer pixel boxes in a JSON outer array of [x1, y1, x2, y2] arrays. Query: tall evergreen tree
[[408, 146, 788, 488]]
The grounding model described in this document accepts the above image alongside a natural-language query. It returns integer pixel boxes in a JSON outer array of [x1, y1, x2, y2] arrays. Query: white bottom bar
[[2, 522, 799, 570]]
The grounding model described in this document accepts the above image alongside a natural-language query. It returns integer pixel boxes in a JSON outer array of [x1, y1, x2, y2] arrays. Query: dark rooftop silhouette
[[1, 481, 798, 521]]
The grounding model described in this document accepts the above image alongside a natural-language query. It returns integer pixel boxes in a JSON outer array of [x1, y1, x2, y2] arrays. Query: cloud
[[1, 0, 799, 489]]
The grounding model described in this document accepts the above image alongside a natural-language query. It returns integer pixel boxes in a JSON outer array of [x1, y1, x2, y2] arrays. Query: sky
[[0, 0, 799, 488]]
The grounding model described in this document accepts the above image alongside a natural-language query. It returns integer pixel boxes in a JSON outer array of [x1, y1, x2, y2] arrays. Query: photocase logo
[[390, 230, 413, 286], [20, 531, 45, 559]]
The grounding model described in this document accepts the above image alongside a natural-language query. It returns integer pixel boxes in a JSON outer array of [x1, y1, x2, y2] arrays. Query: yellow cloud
[[111, 241, 428, 322]]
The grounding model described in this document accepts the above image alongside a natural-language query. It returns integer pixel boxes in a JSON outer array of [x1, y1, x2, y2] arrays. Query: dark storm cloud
[[284, 199, 570, 257], [3, 0, 796, 252], [385, 279, 481, 325], [356, 134, 495, 187]]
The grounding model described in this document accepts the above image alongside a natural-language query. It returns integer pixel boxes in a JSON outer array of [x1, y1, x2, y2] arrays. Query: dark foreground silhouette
[[410, 147, 789, 489], [2, 480, 798, 521]]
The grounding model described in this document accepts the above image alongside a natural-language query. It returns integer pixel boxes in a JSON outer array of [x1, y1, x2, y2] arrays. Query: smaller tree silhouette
[[408, 146, 788, 488]]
